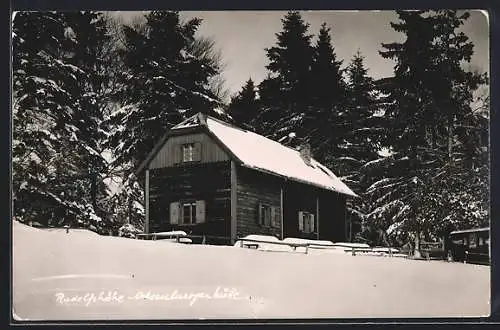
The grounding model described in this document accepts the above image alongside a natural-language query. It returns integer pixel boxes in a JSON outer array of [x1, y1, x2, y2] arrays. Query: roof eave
[[450, 227, 490, 235], [240, 163, 358, 198]]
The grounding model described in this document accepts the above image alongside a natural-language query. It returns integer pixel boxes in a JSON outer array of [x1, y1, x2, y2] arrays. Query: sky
[[116, 10, 489, 98]]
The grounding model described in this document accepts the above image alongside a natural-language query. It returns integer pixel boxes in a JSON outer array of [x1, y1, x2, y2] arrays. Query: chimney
[[298, 142, 312, 166], [197, 112, 208, 126]]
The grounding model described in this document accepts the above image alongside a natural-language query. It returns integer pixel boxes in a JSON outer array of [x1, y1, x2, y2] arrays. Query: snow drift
[[12, 221, 490, 320]]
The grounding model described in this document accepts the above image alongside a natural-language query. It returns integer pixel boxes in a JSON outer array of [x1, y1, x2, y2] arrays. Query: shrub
[[118, 223, 141, 238]]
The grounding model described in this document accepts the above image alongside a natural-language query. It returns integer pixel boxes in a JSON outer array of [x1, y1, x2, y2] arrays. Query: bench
[[243, 243, 259, 249], [136, 232, 189, 243], [136, 233, 154, 240], [237, 238, 309, 254], [185, 235, 232, 245], [331, 246, 400, 257], [464, 251, 490, 264], [344, 247, 374, 256]]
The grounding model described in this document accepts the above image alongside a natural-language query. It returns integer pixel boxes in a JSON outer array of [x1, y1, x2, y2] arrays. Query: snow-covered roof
[[205, 116, 356, 197], [138, 113, 357, 197], [450, 227, 489, 235]]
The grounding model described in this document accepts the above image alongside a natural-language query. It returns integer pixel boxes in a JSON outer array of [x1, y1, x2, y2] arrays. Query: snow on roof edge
[[450, 227, 490, 235], [205, 116, 357, 198], [240, 163, 357, 197]]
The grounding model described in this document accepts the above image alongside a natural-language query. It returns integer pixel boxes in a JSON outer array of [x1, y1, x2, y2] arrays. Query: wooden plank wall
[[149, 132, 229, 169], [148, 161, 232, 243], [282, 181, 347, 242], [318, 190, 347, 242], [282, 181, 318, 240], [236, 167, 282, 238]]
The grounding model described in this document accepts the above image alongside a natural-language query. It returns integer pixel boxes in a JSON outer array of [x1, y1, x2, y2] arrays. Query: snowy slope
[[13, 221, 489, 320]]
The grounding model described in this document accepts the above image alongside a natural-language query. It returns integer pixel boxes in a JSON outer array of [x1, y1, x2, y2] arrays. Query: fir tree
[[308, 23, 348, 163], [379, 10, 438, 155], [13, 12, 114, 229], [342, 50, 382, 166], [265, 11, 313, 102], [227, 78, 258, 128], [257, 11, 314, 140], [109, 11, 224, 176], [310, 23, 345, 107], [63, 12, 115, 223], [363, 10, 488, 249], [14, 12, 76, 226], [330, 51, 383, 242]]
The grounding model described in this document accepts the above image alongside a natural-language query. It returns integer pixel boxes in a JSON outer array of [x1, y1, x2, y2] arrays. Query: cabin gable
[[149, 132, 230, 169]]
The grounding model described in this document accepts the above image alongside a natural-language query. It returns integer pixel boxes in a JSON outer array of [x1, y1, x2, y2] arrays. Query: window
[[179, 142, 202, 163], [258, 204, 271, 227], [258, 204, 279, 228], [298, 211, 315, 234], [182, 143, 195, 162], [183, 202, 197, 225], [170, 200, 205, 225], [469, 233, 477, 248]]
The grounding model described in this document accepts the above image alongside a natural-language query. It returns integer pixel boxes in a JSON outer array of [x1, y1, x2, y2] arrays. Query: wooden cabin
[[135, 113, 357, 245]]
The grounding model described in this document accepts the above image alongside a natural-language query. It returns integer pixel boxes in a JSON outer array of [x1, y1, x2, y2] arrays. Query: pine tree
[[257, 11, 314, 140], [13, 12, 115, 229], [310, 23, 345, 107], [63, 12, 116, 225], [328, 51, 383, 242], [14, 12, 77, 226], [341, 51, 382, 167], [363, 10, 488, 248], [109, 11, 224, 176], [379, 10, 438, 155], [227, 78, 258, 128], [308, 23, 349, 163], [266, 11, 313, 102]]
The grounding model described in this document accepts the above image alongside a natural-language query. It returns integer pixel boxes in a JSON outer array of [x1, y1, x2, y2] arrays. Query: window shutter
[[258, 204, 263, 225], [194, 142, 202, 161], [298, 211, 304, 231], [196, 200, 206, 223], [310, 214, 315, 233], [175, 145, 182, 164], [270, 207, 276, 228], [170, 202, 179, 224]]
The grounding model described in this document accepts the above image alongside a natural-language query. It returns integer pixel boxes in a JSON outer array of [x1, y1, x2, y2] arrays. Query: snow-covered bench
[[332, 243, 405, 257], [154, 231, 193, 243], [235, 235, 309, 254], [136, 231, 192, 243], [283, 237, 334, 247]]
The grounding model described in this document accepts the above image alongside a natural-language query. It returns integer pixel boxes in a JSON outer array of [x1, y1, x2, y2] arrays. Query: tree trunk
[[414, 227, 422, 258], [127, 198, 132, 225], [448, 115, 453, 161], [90, 172, 98, 214]]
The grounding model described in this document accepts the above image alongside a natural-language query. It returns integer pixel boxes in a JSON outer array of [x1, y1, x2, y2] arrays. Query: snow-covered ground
[[12, 221, 490, 320]]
